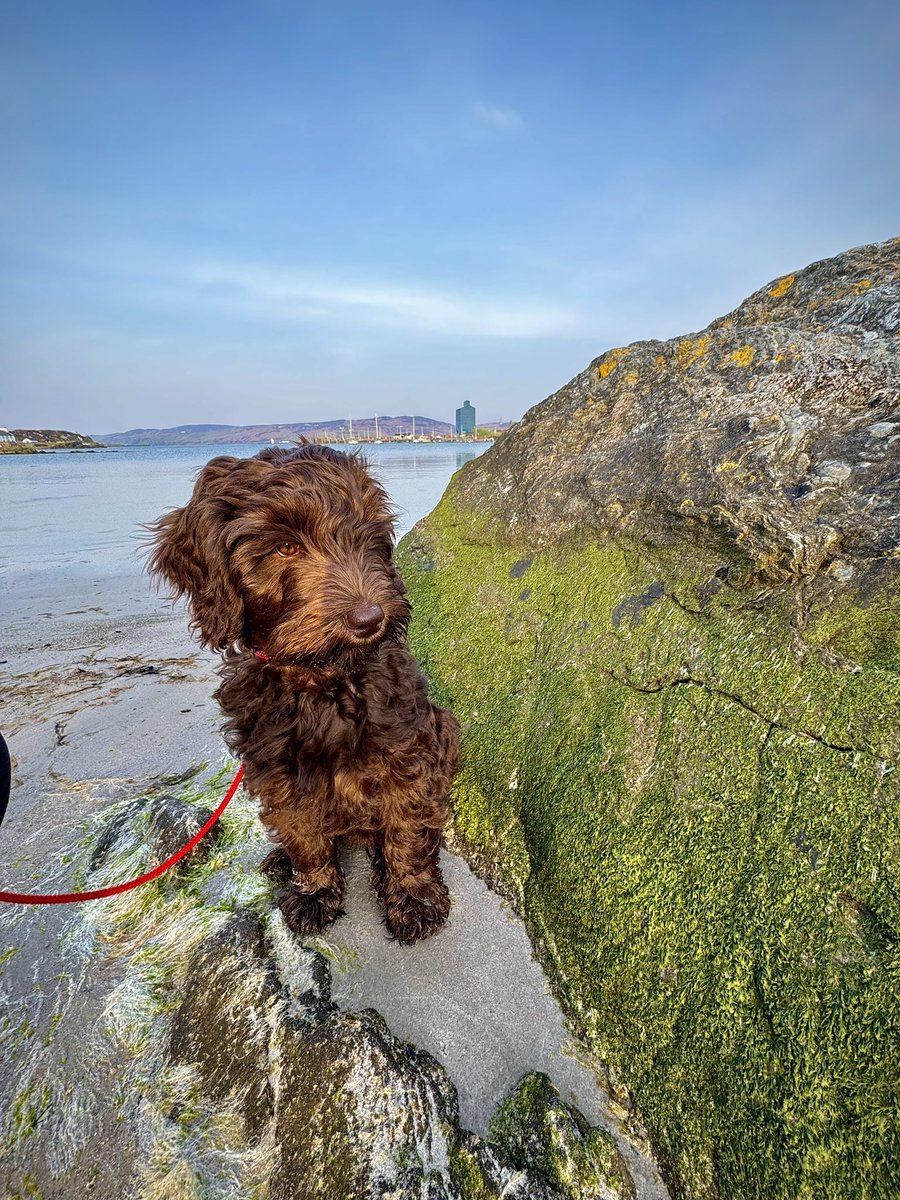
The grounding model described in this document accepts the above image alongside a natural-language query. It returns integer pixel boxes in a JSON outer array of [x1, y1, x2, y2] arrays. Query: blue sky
[[2, 0, 898, 434]]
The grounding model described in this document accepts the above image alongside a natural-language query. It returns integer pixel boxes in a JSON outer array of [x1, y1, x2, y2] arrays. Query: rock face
[[398, 239, 900, 1200], [453, 239, 899, 587]]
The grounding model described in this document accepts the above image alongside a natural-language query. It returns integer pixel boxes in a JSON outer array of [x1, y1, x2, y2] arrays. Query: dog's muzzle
[[344, 603, 384, 638]]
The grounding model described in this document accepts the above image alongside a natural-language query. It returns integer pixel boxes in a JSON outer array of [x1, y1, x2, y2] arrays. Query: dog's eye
[[274, 542, 300, 558]]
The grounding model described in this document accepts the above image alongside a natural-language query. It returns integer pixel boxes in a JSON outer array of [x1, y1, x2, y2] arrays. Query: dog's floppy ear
[[147, 458, 245, 651]]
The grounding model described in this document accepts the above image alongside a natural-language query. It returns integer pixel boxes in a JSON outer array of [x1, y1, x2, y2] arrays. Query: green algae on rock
[[488, 1072, 636, 1200], [398, 237, 900, 1200]]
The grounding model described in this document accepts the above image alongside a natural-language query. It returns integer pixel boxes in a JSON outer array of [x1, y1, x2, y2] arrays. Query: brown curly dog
[[149, 444, 458, 944]]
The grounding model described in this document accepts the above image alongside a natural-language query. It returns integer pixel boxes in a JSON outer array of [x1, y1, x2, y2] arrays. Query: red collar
[[251, 647, 351, 673], [252, 648, 327, 669]]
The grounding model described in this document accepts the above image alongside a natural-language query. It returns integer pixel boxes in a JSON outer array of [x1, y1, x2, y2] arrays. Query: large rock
[[398, 238, 900, 1200]]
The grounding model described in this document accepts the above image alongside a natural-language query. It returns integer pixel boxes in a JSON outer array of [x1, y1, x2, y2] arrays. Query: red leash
[[0, 763, 245, 906]]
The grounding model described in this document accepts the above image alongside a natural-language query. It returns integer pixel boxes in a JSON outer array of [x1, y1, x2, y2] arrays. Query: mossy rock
[[488, 1072, 635, 1200], [399, 238, 900, 1200]]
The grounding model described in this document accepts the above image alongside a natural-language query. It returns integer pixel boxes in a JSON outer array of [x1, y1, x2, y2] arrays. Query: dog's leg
[[259, 800, 345, 935], [258, 846, 293, 881], [377, 822, 450, 945], [279, 827, 345, 935]]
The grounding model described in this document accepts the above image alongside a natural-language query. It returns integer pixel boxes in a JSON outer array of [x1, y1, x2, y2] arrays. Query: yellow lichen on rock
[[769, 274, 795, 297], [597, 348, 631, 380], [675, 336, 710, 368], [731, 347, 756, 368]]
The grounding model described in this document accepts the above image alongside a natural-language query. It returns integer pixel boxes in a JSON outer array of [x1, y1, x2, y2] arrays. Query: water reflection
[[365, 445, 486, 538]]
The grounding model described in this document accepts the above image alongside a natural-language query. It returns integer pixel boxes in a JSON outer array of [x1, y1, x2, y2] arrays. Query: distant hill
[[96, 416, 470, 445], [0, 428, 103, 453]]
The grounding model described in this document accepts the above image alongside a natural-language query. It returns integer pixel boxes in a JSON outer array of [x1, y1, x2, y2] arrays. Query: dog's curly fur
[[148, 444, 458, 944]]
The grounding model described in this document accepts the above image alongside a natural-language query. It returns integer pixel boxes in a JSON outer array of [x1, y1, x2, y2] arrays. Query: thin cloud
[[471, 101, 524, 132], [180, 259, 582, 339]]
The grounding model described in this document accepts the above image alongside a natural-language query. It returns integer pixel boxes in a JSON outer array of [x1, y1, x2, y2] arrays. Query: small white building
[[0, 428, 15, 443]]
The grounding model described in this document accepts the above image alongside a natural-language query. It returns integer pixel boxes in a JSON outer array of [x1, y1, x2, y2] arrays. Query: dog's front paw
[[368, 848, 388, 904], [384, 881, 451, 945], [258, 848, 293, 881], [278, 884, 345, 935]]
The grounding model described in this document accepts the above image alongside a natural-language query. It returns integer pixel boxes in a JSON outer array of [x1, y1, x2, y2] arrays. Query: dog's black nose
[[346, 602, 384, 637]]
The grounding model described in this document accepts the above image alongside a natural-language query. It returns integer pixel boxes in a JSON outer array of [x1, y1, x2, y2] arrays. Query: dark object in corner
[[0, 731, 10, 832]]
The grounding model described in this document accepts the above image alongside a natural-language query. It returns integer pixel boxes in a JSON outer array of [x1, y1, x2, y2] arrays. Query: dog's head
[[148, 445, 411, 665]]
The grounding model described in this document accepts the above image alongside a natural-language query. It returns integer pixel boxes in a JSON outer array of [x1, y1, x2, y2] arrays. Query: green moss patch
[[400, 499, 900, 1200]]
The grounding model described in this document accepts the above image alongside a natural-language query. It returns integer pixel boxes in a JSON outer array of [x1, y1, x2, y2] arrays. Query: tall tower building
[[455, 400, 476, 437]]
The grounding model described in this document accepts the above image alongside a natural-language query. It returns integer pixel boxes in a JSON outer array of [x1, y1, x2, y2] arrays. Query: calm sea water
[[0, 443, 487, 593]]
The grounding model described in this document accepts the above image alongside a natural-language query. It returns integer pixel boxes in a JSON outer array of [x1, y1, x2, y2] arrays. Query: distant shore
[[0, 428, 105, 454], [0, 444, 108, 454], [96, 414, 508, 446], [99, 435, 498, 448]]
